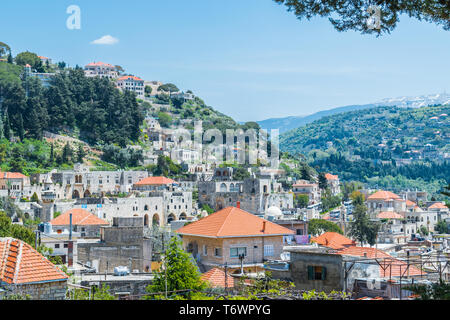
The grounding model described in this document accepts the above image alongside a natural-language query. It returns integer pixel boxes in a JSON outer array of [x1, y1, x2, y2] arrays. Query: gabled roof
[[311, 232, 355, 250], [50, 208, 109, 226], [325, 173, 338, 181], [176, 207, 294, 238], [134, 176, 176, 186], [201, 268, 234, 288], [335, 246, 424, 277], [377, 211, 404, 219], [0, 238, 68, 285], [0, 172, 28, 179], [367, 190, 401, 201], [405, 200, 416, 207], [428, 202, 447, 209]]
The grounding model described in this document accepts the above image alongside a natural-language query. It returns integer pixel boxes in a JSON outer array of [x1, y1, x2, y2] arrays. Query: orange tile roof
[[201, 268, 234, 288], [428, 202, 447, 209], [134, 176, 176, 186], [336, 246, 424, 277], [118, 75, 143, 81], [367, 190, 401, 201], [0, 238, 68, 285], [405, 200, 416, 207], [377, 211, 404, 219], [176, 207, 294, 238], [0, 172, 28, 179], [325, 173, 338, 181], [50, 208, 109, 226], [311, 232, 355, 250]]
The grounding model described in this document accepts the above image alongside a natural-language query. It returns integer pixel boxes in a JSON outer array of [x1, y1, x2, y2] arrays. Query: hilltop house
[[84, 62, 118, 79], [292, 180, 321, 205], [325, 173, 340, 196], [366, 190, 406, 215], [176, 206, 294, 274], [0, 172, 29, 199], [116, 75, 145, 99], [0, 238, 68, 300]]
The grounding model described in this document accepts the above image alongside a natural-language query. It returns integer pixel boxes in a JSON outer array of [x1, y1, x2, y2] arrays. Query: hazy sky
[[1, 0, 449, 122]]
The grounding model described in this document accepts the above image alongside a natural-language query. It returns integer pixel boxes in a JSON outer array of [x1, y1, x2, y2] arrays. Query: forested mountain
[[280, 105, 450, 196], [257, 93, 450, 134]]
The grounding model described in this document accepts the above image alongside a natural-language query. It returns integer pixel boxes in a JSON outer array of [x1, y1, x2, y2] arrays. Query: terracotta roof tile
[[428, 202, 447, 209], [0, 171, 28, 179], [335, 246, 424, 277], [325, 173, 339, 180], [201, 268, 234, 288], [118, 75, 143, 81], [377, 211, 404, 219], [134, 176, 176, 186], [0, 238, 68, 285], [176, 207, 294, 238], [311, 232, 355, 250], [50, 208, 109, 226], [367, 190, 401, 201]]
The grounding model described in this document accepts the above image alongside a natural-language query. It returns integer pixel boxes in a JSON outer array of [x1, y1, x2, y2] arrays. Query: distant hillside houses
[[84, 61, 118, 79]]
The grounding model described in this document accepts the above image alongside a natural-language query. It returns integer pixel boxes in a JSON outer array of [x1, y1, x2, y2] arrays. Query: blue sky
[[1, 0, 449, 122]]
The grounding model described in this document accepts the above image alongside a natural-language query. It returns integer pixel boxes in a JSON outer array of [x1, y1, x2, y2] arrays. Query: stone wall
[[11, 280, 67, 300]]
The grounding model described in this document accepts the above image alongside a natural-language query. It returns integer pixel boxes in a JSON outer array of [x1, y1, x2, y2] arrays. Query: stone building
[[176, 206, 294, 274], [49, 208, 109, 238], [0, 238, 68, 300], [198, 169, 293, 215], [77, 217, 152, 273]]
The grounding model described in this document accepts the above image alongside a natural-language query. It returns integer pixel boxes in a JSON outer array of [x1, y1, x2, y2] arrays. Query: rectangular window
[[55, 244, 60, 249], [203, 245, 208, 256], [64, 244, 68, 248], [214, 248, 222, 257], [264, 245, 274, 256], [230, 247, 247, 258], [307, 266, 327, 280]]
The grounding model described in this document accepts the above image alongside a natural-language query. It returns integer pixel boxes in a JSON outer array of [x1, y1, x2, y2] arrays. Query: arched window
[[220, 183, 227, 192]]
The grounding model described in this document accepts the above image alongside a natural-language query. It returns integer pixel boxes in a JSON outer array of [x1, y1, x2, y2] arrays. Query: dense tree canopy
[[274, 0, 450, 35]]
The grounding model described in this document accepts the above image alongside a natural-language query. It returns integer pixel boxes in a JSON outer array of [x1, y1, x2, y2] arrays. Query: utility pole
[[225, 263, 228, 295]]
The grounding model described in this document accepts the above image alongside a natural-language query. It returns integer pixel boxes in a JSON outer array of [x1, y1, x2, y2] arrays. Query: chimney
[[236, 201, 240, 209], [262, 221, 266, 233], [363, 252, 367, 258]]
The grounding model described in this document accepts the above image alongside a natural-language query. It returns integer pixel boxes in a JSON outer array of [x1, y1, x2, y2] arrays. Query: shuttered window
[[307, 266, 327, 280]]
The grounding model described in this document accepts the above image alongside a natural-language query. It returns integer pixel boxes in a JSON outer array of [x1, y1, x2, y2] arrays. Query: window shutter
[[322, 267, 327, 280], [307, 266, 313, 280]]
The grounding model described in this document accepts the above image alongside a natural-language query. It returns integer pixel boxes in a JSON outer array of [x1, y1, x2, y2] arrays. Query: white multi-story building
[[84, 62, 119, 79], [292, 181, 321, 204], [116, 75, 145, 99]]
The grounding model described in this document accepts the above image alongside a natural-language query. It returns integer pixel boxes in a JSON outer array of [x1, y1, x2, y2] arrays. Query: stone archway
[[84, 190, 91, 198], [152, 214, 160, 226], [167, 213, 176, 224], [179, 212, 187, 220], [72, 190, 80, 199], [144, 214, 149, 227]]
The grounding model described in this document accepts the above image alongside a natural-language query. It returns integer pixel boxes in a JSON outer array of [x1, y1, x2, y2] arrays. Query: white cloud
[[91, 35, 119, 45]]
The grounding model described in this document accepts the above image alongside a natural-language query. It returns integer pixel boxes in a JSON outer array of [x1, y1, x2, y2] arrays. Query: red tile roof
[[0, 172, 28, 179], [176, 207, 294, 238], [50, 208, 109, 226], [134, 176, 176, 186], [117, 75, 143, 81], [336, 246, 424, 277], [201, 268, 234, 288], [377, 211, 404, 219], [405, 200, 416, 207], [325, 173, 339, 181], [428, 202, 447, 209], [311, 232, 355, 250], [0, 238, 68, 284], [367, 190, 401, 201]]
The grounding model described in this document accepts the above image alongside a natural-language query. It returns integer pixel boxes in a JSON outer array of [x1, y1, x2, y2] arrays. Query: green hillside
[[280, 105, 450, 196]]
